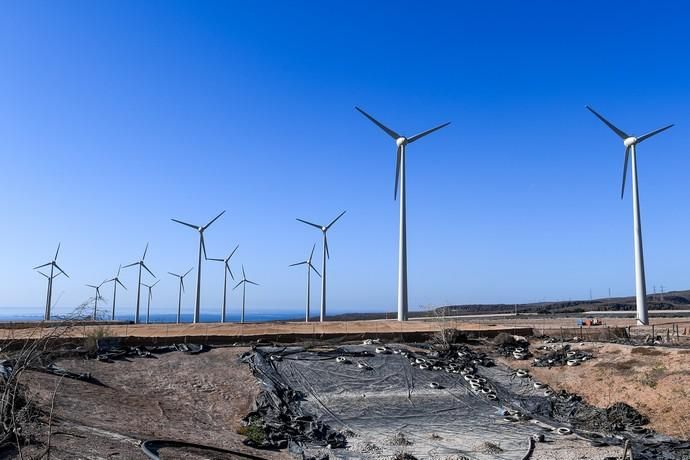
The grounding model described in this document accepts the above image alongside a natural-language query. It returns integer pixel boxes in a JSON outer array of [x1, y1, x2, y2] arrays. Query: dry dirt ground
[[502, 341, 690, 438], [16, 347, 290, 459], [0, 318, 530, 341]]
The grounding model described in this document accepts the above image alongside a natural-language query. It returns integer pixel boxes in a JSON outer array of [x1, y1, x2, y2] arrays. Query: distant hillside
[[328, 290, 690, 321]]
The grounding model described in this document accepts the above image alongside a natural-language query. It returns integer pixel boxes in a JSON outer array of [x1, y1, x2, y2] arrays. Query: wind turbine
[[296, 211, 346, 322], [34, 243, 69, 321], [123, 243, 155, 324], [36, 270, 63, 319], [586, 106, 673, 326], [233, 265, 259, 324], [169, 268, 194, 324], [104, 265, 127, 321], [171, 210, 225, 323], [141, 279, 159, 325], [290, 244, 321, 322], [207, 245, 239, 323], [85, 282, 105, 320], [356, 106, 450, 321]]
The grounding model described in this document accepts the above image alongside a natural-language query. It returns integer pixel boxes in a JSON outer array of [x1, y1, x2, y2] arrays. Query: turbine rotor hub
[[396, 137, 407, 147], [624, 137, 637, 147]]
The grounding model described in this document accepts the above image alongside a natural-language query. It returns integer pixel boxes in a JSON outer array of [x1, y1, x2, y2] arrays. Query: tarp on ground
[[244, 344, 689, 460]]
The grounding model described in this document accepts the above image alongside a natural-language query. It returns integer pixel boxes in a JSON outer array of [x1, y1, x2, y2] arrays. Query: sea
[[0, 310, 305, 323]]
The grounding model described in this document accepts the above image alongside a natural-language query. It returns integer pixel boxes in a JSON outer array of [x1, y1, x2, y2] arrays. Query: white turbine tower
[[296, 211, 346, 322], [34, 243, 69, 321], [104, 265, 127, 321], [207, 245, 239, 323], [141, 279, 159, 325], [586, 106, 673, 326], [85, 281, 105, 320], [171, 210, 225, 324], [123, 243, 155, 324], [168, 267, 193, 324], [233, 265, 258, 324], [356, 106, 450, 321], [290, 244, 321, 322]]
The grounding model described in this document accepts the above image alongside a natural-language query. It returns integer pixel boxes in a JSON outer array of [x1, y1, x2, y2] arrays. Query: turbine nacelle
[[396, 137, 407, 147], [624, 137, 637, 148]]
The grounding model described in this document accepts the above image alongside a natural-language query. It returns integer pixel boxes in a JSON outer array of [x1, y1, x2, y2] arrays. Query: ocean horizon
[[0, 310, 308, 323]]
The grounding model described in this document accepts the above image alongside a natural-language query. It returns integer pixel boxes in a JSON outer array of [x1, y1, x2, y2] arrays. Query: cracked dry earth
[[18, 347, 290, 459]]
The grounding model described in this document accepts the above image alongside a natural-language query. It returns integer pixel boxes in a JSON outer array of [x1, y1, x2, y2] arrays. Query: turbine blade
[[122, 262, 138, 269], [54, 243, 61, 260], [636, 124, 674, 144], [184, 267, 194, 277], [37, 271, 49, 279], [326, 210, 347, 230], [394, 145, 401, 200], [171, 218, 198, 230], [168, 272, 179, 277], [246, 280, 259, 286], [53, 263, 69, 278], [296, 218, 322, 230], [290, 261, 308, 267], [117, 279, 127, 290], [142, 242, 149, 260], [324, 234, 330, 259], [33, 262, 51, 270], [228, 244, 239, 260], [142, 262, 155, 278], [586, 106, 629, 140], [233, 280, 244, 290], [207, 258, 224, 262], [152, 279, 159, 287], [406, 121, 451, 144], [226, 264, 235, 280], [355, 106, 400, 140], [181, 278, 185, 292], [201, 234, 207, 259], [621, 146, 630, 200], [86, 284, 98, 288], [242, 265, 246, 279], [310, 263, 321, 278], [203, 210, 226, 230]]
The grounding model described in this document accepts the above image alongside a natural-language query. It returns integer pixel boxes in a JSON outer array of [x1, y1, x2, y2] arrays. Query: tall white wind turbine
[[296, 211, 346, 322], [290, 244, 321, 322], [141, 279, 159, 325], [123, 243, 155, 324], [207, 245, 239, 323], [171, 210, 225, 324], [233, 265, 258, 324], [34, 243, 69, 321], [356, 107, 450, 321], [168, 267, 193, 324], [104, 265, 127, 321], [85, 281, 105, 320], [586, 106, 673, 326]]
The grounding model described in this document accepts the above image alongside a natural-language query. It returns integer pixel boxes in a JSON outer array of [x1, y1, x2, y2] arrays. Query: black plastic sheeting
[[243, 344, 690, 460], [0, 359, 101, 385], [94, 340, 206, 362]]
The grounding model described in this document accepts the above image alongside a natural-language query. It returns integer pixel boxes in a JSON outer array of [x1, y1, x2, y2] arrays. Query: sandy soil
[[0, 318, 532, 340], [503, 341, 690, 438], [18, 347, 289, 459]]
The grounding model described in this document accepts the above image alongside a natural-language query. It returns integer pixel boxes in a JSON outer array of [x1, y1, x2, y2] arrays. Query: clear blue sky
[[2, 1, 689, 317]]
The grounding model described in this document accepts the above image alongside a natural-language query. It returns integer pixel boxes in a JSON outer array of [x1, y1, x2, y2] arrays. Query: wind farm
[[4, 2, 690, 459]]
